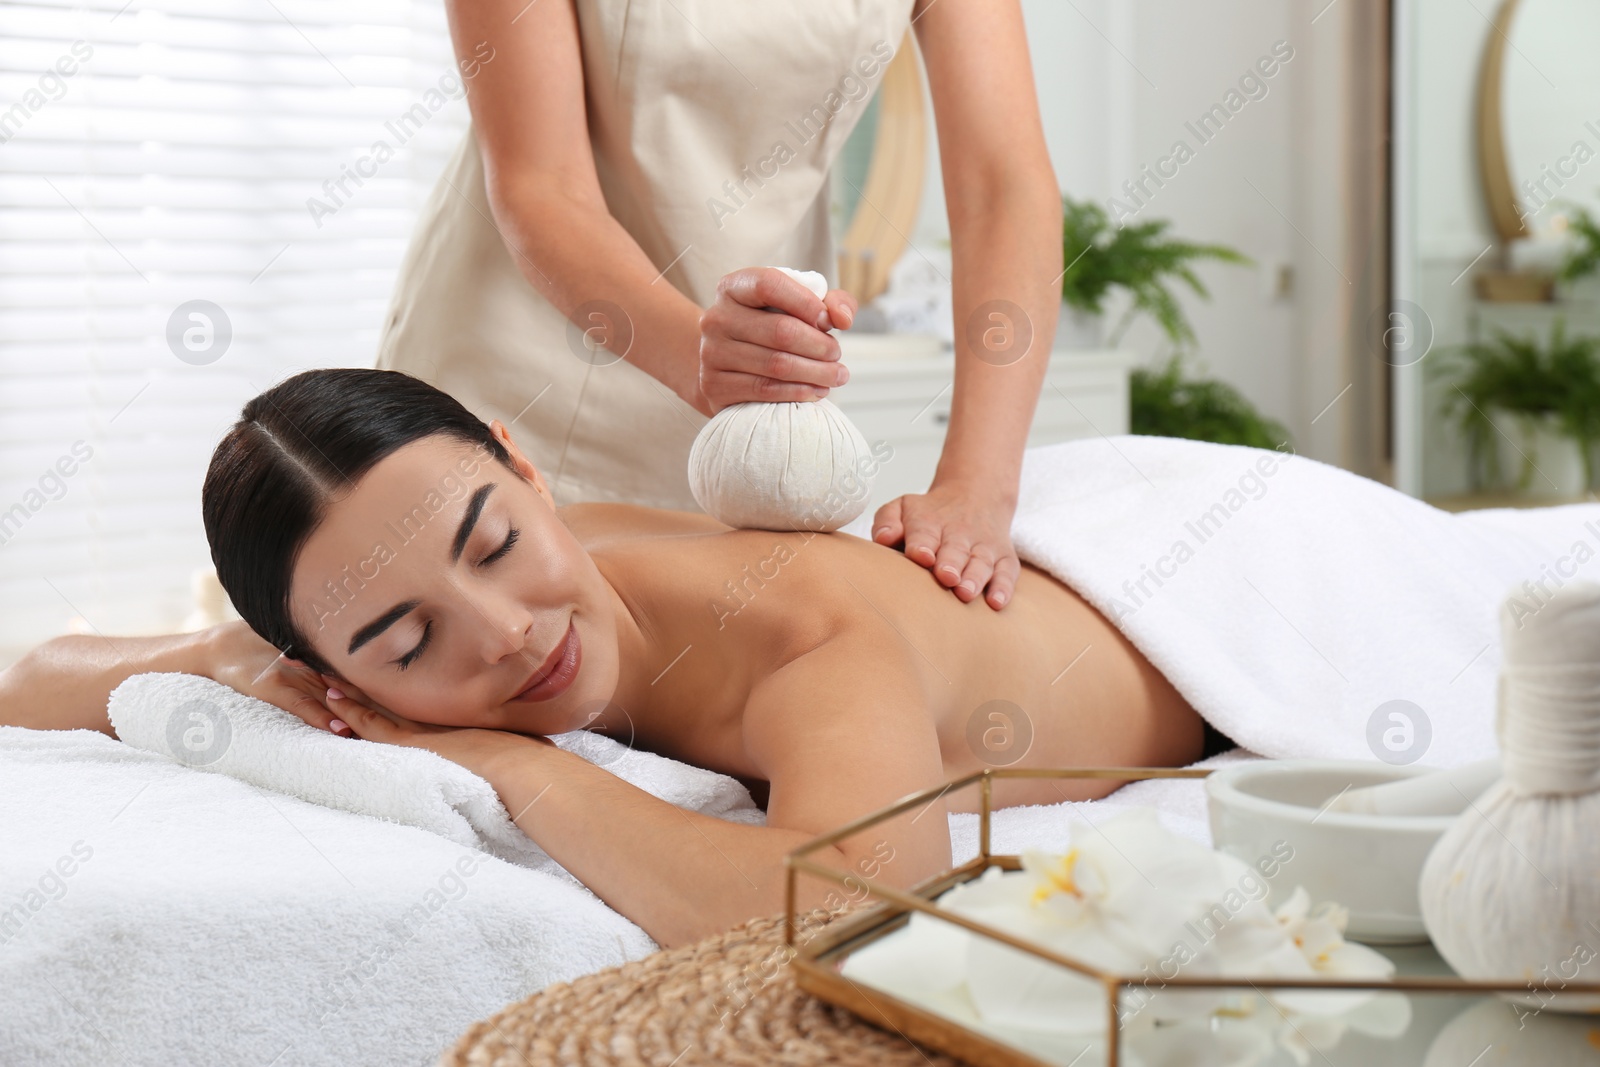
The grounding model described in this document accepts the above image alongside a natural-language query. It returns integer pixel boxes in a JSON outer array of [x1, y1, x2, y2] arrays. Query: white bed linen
[[0, 726, 654, 1067], [0, 722, 1227, 1067]]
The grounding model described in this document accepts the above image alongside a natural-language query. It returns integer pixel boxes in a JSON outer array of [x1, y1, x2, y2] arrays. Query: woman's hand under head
[[322, 682, 553, 780], [204, 619, 346, 733], [196, 619, 558, 771], [281, 420, 644, 738], [697, 266, 859, 414]]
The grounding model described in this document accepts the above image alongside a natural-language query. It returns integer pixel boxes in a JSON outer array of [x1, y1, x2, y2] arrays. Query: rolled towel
[[687, 267, 880, 533], [107, 673, 764, 878]]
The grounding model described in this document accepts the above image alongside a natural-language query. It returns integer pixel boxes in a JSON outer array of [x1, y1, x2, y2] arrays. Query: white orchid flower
[[838, 804, 1404, 1061], [1244, 886, 1398, 1017], [950, 808, 1248, 1034]]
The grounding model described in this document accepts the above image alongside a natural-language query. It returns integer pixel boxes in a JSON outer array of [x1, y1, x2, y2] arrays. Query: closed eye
[[396, 620, 431, 670], [478, 526, 519, 567], [392, 528, 518, 671]]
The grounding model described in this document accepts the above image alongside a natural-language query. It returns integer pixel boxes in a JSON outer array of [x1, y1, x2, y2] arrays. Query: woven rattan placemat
[[441, 910, 964, 1066]]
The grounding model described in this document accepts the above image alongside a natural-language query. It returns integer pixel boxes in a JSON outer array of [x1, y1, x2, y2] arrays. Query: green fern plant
[[1558, 202, 1600, 283], [1131, 355, 1292, 450], [1435, 320, 1600, 489], [1060, 195, 1252, 347]]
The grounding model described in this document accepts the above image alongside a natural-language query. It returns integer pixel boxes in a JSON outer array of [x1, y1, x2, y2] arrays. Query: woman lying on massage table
[[0, 368, 1223, 948]]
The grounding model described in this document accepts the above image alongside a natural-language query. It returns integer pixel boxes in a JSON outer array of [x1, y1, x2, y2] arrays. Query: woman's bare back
[[563, 502, 1206, 811]]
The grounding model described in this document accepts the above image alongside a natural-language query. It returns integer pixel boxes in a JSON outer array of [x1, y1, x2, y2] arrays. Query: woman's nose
[[478, 605, 533, 665]]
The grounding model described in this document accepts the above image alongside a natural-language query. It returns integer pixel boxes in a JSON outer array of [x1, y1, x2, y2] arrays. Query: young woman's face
[[287, 425, 621, 733]]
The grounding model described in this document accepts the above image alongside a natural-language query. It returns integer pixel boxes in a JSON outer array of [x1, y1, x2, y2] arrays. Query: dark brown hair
[[201, 368, 513, 676]]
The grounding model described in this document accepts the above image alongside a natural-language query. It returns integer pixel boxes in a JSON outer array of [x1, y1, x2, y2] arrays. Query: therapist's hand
[[872, 481, 1021, 611], [698, 266, 858, 414]]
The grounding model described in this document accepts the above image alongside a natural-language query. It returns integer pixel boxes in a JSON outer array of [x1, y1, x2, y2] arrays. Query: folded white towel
[[107, 672, 764, 883]]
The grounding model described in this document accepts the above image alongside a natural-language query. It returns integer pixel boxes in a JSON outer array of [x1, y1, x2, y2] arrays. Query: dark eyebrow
[[348, 599, 422, 656], [451, 483, 496, 564]]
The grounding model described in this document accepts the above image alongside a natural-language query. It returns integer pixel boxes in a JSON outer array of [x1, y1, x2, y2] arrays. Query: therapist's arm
[[440, 0, 854, 417], [872, 0, 1063, 612]]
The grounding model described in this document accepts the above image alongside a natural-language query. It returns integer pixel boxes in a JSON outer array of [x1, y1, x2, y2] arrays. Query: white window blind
[[0, 0, 472, 664]]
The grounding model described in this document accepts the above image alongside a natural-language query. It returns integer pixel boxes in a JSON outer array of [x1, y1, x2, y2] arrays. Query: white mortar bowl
[[1206, 759, 1459, 944]]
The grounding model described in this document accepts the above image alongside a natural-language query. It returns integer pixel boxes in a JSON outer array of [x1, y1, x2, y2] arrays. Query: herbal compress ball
[[687, 268, 877, 532], [1419, 582, 1600, 1013]]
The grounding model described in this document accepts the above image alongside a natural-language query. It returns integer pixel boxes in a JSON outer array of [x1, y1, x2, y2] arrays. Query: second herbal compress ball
[[687, 268, 877, 532], [1418, 581, 1600, 1013]]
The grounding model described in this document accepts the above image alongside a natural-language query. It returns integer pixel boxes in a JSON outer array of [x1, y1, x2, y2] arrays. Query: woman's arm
[[0, 622, 344, 738], [442, 0, 854, 415], [327, 635, 951, 948], [872, 0, 1064, 611], [0, 630, 210, 735]]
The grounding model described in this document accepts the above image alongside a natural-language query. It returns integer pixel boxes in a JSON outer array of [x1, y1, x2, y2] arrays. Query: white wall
[[1406, 0, 1600, 496], [907, 0, 1366, 469], [1409, 0, 1494, 497]]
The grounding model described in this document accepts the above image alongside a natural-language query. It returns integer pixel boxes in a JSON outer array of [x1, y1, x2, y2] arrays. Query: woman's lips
[[510, 620, 580, 703]]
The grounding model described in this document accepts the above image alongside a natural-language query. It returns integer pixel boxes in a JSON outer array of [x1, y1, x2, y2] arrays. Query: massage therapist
[[376, 0, 1063, 611]]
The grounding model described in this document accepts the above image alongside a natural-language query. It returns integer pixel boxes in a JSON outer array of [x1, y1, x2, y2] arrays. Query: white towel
[[950, 749, 1262, 860], [850, 434, 1600, 767], [0, 723, 662, 1067], [106, 672, 764, 884]]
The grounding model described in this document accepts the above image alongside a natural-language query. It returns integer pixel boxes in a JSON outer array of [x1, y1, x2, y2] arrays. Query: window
[[0, 0, 472, 663]]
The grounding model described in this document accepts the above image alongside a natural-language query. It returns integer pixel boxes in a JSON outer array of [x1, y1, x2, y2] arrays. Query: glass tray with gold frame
[[783, 766, 1600, 1067]]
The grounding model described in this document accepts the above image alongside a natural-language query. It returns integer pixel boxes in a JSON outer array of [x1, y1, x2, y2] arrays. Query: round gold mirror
[[1476, 0, 1527, 245], [1477, 0, 1600, 246]]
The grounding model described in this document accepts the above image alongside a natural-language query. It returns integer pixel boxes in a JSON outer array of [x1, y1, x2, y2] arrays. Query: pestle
[[1321, 757, 1502, 817]]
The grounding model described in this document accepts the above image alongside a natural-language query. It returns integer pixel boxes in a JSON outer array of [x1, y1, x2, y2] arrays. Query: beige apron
[[376, 0, 914, 510]]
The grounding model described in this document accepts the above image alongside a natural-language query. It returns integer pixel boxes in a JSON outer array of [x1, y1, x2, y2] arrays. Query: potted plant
[[1056, 195, 1286, 448], [1058, 194, 1252, 348], [1131, 355, 1292, 450], [1555, 201, 1600, 305], [1435, 319, 1600, 496]]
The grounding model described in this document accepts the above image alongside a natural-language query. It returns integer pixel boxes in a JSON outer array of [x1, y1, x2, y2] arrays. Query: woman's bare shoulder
[[557, 502, 729, 548]]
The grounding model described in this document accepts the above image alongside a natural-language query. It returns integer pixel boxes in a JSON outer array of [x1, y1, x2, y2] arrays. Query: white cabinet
[[830, 349, 1136, 507], [1472, 301, 1600, 345]]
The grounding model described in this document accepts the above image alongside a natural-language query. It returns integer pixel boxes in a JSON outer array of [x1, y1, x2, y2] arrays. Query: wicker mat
[[441, 910, 964, 1066]]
